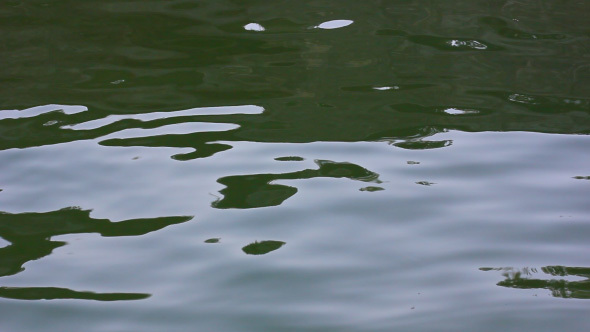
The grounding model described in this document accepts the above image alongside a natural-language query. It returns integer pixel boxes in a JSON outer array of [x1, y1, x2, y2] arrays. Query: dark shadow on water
[[481, 266, 590, 299], [0, 286, 149, 301], [0, 207, 192, 277], [0, 207, 192, 301], [242, 241, 285, 255], [213, 159, 381, 209]]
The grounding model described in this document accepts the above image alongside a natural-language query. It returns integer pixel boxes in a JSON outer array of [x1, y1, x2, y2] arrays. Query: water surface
[[1, 1, 589, 331]]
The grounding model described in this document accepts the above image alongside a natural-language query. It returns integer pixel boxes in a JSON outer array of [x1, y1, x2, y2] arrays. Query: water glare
[[244, 23, 265, 32], [314, 19, 354, 30]]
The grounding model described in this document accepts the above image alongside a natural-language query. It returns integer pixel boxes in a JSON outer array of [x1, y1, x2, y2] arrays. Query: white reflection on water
[[101, 122, 239, 140], [373, 86, 400, 91], [0, 105, 87, 120], [244, 23, 265, 32], [64, 105, 263, 130], [447, 39, 488, 49], [443, 108, 479, 115], [1, 130, 590, 331], [509, 93, 538, 104], [314, 20, 354, 30]]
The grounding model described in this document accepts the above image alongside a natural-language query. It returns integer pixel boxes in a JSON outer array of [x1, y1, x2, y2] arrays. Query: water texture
[[0, 1, 589, 331]]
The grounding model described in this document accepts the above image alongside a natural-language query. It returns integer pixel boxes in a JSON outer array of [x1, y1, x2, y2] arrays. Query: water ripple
[[482, 266, 590, 299], [213, 159, 382, 209], [0, 105, 87, 120], [0, 207, 192, 277], [64, 105, 263, 130]]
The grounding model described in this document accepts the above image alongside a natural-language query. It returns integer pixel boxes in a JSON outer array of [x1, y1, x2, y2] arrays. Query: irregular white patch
[[373, 86, 399, 91], [244, 23, 265, 32], [447, 39, 488, 50], [443, 108, 479, 115], [315, 20, 354, 30]]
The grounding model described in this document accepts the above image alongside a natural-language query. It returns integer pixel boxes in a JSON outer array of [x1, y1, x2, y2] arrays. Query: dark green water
[[1, 1, 589, 331]]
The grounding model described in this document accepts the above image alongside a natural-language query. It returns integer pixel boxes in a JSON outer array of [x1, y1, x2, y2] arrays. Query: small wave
[[443, 108, 480, 115], [373, 86, 400, 91], [481, 266, 590, 299], [100, 122, 239, 140], [447, 39, 488, 50], [408, 35, 502, 51], [479, 16, 569, 41], [0, 105, 87, 120], [340, 84, 435, 92], [508, 93, 537, 105], [65, 105, 263, 130]]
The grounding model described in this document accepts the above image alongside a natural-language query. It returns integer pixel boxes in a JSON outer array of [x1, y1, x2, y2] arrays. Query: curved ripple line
[[101, 122, 239, 140], [65, 105, 264, 130], [0, 105, 88, 120]]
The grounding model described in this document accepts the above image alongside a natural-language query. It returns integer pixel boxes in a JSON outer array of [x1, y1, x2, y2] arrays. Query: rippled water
[[1, 1, 589, 331]]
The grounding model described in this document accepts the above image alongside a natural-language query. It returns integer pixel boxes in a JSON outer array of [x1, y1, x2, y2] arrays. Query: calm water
[[1, 1, 589, 331]]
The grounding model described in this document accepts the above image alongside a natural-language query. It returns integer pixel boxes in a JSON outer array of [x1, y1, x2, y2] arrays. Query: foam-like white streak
[[443, 108, 479, 115], [65, 105, 264, 130], [0, 105, 88, 120], [447, 39, 488, 50], [373, 86, 399, 91]]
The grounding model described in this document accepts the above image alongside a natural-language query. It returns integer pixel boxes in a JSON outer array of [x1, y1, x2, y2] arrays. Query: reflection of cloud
[[213, 159, 382, 209], [0, 207, 192, 277], [0, 286, 149, 301], [481, 266, 590, 299], [242, 241, 285, 255]]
